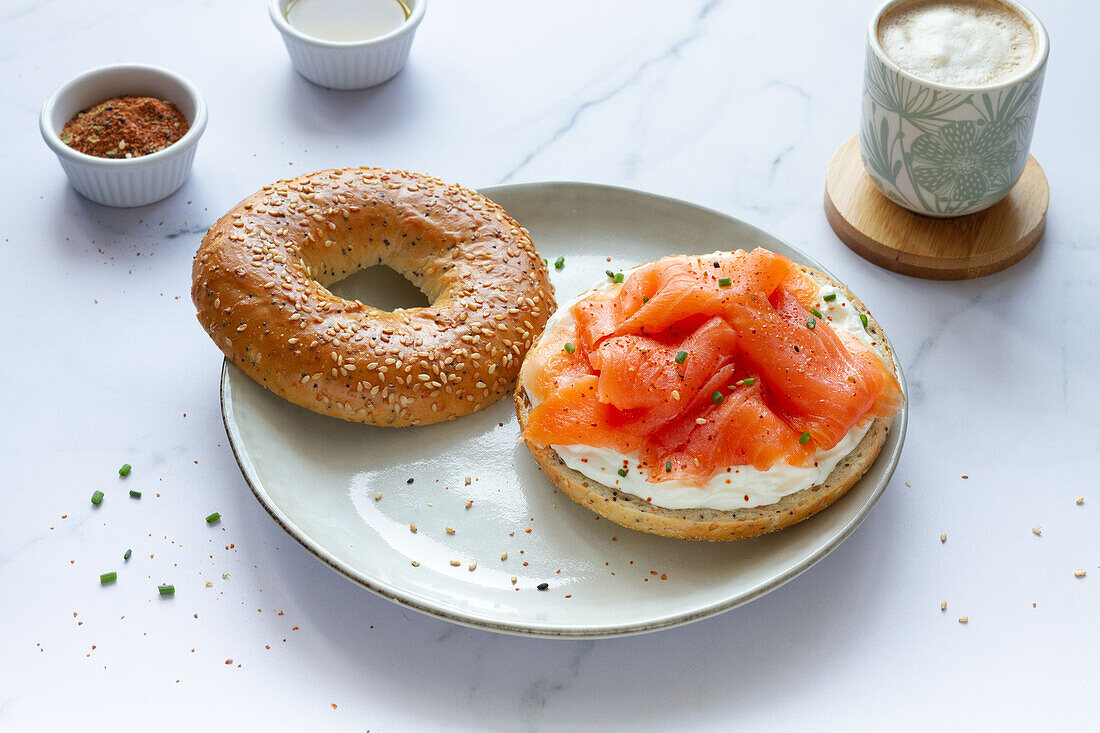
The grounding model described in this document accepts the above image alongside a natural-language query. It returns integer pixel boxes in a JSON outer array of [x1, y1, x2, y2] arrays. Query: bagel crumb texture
[[192, 168, 555, 426]]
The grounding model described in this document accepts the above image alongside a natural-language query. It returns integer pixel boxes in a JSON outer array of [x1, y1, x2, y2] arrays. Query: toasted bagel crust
[[192, 168, 555, 426], [514, 262, 899, 541]]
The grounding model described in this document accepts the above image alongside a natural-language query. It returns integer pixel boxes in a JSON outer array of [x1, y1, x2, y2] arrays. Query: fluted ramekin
[[269, 0, 426, 90], [40, 64, 207, 208]]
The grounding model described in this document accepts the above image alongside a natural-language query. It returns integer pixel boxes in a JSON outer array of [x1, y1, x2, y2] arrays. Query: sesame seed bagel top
[[191, 167, 555, 426]]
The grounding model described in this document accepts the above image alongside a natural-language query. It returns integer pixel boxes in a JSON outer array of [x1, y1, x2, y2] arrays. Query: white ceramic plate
[[220, 182, 908, 638]]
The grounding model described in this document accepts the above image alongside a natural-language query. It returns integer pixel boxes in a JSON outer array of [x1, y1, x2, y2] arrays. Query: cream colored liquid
[[286, 0, 410, 42], [878, 0, 1036, 86]]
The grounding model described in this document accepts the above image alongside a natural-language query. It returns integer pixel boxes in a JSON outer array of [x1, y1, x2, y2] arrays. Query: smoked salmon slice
[[522, 249, 903, 485]]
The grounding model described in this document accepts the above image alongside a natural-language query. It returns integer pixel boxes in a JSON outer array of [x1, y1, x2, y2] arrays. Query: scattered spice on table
[[61, 96, 189, 159]]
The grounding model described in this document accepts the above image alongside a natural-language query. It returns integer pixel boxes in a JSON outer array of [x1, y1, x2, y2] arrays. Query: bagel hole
[[328, 265, 431, 312]]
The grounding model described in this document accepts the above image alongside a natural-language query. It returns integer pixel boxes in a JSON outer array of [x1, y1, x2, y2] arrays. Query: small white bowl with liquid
[[269, 0, 426, 90]]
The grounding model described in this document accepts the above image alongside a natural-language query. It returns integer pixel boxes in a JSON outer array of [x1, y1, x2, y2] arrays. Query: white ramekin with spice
[[40, 63, 207, 208]]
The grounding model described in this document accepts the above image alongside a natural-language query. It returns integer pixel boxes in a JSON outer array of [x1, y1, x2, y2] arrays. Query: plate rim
[[219, 179, 909, 639]]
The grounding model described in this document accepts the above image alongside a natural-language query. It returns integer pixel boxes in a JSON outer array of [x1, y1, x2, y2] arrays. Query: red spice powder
[[60, 95, 189, 159]]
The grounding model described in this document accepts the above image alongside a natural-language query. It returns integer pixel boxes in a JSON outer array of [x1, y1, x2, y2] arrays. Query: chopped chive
[[129, 490, 141, 499], [542, 258, 547, 265], [711, 390, 724, 405], [739, 377, 755, 387], [859, 313, 869, 328], [612, 272, 624, 284], [806, 316, 816, 329], [605, 269, 614, 278], [158, 584, 175, 596], [665, 461, 673, 473], [810, 308, 823, 319], [642, 295, 649, 303], [823, 292, 837, 302], [617, 468, 628, 477], [674, 351, 688, 364], [718, 276, 732, 287], [91, 490, 104, 505], [124, 548, 132, 561], [118, 463, 132, 476], [205, 512, 221, 524], [799, 431, 811, 445], [563, 342, 576, 354], [100, 571, 117, 584], [554, 257, 565, 269]]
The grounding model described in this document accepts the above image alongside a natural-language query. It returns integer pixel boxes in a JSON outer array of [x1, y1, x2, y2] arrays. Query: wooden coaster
[[824, 135, 1048, 280]]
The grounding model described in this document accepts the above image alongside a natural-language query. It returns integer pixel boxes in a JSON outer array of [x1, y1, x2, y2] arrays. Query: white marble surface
[[2, 0, 1096, 729]]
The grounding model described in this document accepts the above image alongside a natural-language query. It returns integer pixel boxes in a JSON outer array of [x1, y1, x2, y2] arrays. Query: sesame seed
[[511, 576, 518, 585], [450, 560, 460, 567], [940, 602, 947, 611], [374, 492, 382, 501], [1032, 526, 1041, 536], [940, 533, 946, 544], [465, 500, 473, 509], [500, 552, 508, 561], [446, 526, 455, 535], [468, 561, 477, 571], [1075, 570, 1087, 578], [958, 617, 968, 624], [409, 523, 417, 533], [695, 418, 707, 425], [1076, 497, 1084, 505]]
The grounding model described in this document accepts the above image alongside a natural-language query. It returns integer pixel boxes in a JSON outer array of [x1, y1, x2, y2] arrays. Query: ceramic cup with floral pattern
[[860, 0, 1049, 217]]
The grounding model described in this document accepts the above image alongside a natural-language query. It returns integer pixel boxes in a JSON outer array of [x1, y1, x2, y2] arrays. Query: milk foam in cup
[[878, 0, 1036, 87]]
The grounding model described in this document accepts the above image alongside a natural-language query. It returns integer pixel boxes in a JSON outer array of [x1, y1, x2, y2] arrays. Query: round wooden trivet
[[824, 135, 1048, 280]]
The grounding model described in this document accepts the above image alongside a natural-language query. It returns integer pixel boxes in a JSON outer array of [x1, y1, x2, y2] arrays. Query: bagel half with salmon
[[514, 248, 904, 541]]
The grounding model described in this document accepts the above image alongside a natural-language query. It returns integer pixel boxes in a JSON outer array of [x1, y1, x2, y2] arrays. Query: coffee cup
[[859, 0, 1049, 217]]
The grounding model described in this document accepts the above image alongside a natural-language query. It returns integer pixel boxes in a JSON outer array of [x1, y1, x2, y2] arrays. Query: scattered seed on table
[[511, 576, 518, 585], [445, 526, 455, 535], [464, 477, 472, 486], [500, 552, 508, 561], [411, 560, 420, 567], [449, 560, 460, 567], [465, 500, 473, 510], [958, 617, 968, 624], [1032, 526, 1041, 536], [118, 464, 132, 477], [409, 523, 417, 533], [940, 602, 947, 612], [1074, 570, 1087, 578], [406, 478, 414, 484], [374, 492, 382, 501], [468, 561, 477, 571], [940, 533, 946, 543], [537, 583, 549, 591], [1076, 497, 1084, 505], [91, 490, 104, 505]]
